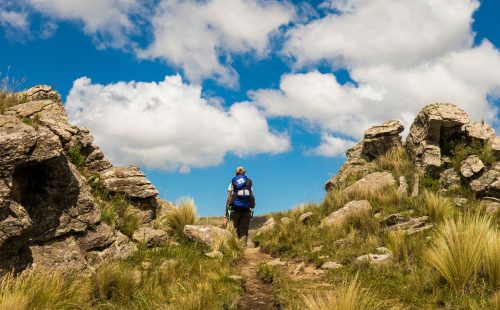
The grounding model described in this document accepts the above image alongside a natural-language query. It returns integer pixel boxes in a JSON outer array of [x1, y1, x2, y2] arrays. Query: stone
[[291, 262, 305, 276], [469, 163, 500, 196], [266, 258, 287, 266], [490, 136, 500, 157], [100, 166, 158, 199], [256, 217, 276, 237], [29, 237, 87, 272], [376, 247, 392, 254], [299, 212, 314, 223], [440, 168, 461, 189], [406, 103, 470, 172], [320, 261, 343, 270], [132, 227, 168, 248], [321, 200, 372, 227], [464, 122, 495, 142], [362, 120, 404, 159], [380, 213, 405, 226], [228, 275, 244, 281], [344, 172, 396, 196], [325, 143, 370, 191], [453, 197, 468, 207], [205, 250, 223, 259], [183, 225, 232, 249], [280, 217, 292, 225], [77, 223, 115, 252], [387, 216, 433, 235], [356, 253, 392, 265], [397, 176, 408, 197], [24, 85, 61, 102], [411, 173, 420, 197], [482, 197, 500, 214], [460, 155, 484, 178], [312, 246, 323, 253]]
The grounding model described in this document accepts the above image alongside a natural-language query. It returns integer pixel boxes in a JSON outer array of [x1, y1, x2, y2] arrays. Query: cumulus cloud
[[251, 42, 500, 153], [28, 0, 142, 48], [139, 0, 294, 87], [310, 134, 356, 157], [0, 9, 29, 31], [284, 0, 479, 68], [65, 75, 290, 172]]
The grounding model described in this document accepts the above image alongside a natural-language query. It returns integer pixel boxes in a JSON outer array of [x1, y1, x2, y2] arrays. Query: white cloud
[[0, 10, 29, 31], [310, 134, 356, 157], [139, 0, 294, 87], [65, 75, 290, 172], [28, 0, 142, 48], [251, 41, 500, 143], [284, 0, 479, 68]]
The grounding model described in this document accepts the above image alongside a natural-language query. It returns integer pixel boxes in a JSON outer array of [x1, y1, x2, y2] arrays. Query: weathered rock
[[267, 258, 287, 266], [29, 237, 87, 272], [320, 261, 343, 270], [397, 176, 408, 197], [183, 225, 232, 249], [362, 120, 404, 159], [356, 253, 392, 265], [325, 143, 370, 191], [376, 247, 392, 254], [228, 275, 244, 281], [490, 136, 500, 157], [406, 103, 470, 172], [387, 216, 433, 235], [280, 217, 292, 225], [344, 172, 396, 196], [299, 212, 314, 223], [256, 217, 276, 237], [411, 173, 420, 197], [464, 122, 495, 142], [440, 168, 461, 189], [77, 223, 115, 252], [24, 84, 62, 102], [482, 197, 500, 214], [380, 213, 405, 226], [460, 155, 485, 178], [86, 232, 137, 265], [321, 200, 372, 227], [453, 197, 468, 207], [469, 163, 500, 196], [205, 250, 223, 259], [132, 227, 168, 248]]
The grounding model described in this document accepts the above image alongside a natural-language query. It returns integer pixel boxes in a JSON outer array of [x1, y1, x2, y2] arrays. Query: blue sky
[[1, 0, 499, 216]]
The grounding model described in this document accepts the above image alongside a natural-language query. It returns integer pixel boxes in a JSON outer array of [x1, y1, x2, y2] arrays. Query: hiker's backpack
[[230, 175, 255, 208]]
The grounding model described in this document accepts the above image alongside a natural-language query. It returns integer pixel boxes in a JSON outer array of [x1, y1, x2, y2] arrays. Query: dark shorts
[[230, 208, 252, 239]]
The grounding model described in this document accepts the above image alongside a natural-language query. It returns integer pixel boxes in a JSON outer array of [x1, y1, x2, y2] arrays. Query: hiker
[[224, 166, 255, 246]]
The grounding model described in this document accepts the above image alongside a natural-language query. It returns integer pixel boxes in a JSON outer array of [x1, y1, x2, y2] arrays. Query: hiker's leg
[[230, 211, 242, 237], [239, 209, 251, 246]]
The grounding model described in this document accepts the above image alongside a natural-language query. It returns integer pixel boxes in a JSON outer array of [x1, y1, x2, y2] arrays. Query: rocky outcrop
[[344, 171, 396, 196], [256, 217, 276, 237], [460, 155, 484, 178], [321, 200, 372, 227], [469, 163, 500, 196], [0, 85, 162, 275], [132, 227, 169, 247], [439, 168, 461, 189], [406, 103, 470, 173], [325, 121, 404, 191], [464, 122, 495, 143]]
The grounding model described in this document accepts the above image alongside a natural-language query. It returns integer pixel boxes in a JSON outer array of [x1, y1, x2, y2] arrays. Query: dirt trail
[[236, 245, 276, 310]]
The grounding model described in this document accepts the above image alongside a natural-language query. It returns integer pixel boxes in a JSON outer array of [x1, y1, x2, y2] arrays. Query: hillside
[[1, 86, 499, 309]]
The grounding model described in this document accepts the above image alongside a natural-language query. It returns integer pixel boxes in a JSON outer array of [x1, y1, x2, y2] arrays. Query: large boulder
[[132, 227, 169, 247], [464, 122, 496, 143], [490, 136, 500, 158], [183, 225, 232, 249], [256, 217, 276, 237], [321, 200, 372, 227], [362, 120, 404, 159], [469, 163, 500, 196], [406, 103, 470, 173], [439, 168, 461, 189], [344, 171, 396, 196], [460, 155, 484, 178]]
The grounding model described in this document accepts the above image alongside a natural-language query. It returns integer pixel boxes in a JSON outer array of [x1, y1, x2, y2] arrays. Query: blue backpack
[[231, 175, 254, 208]]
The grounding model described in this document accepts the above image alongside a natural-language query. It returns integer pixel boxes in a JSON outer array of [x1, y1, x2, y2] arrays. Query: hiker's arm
[[225, 192, 231, 218]]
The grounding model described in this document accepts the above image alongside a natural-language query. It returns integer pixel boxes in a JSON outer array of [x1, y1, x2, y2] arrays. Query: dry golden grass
[[426, 213, 492, 293], [422, 190, 454, 222], [484, 230, 500, 289], [373, 146, 415, 178], [302, 273, 384, 310], [158, 197, 198, 238]]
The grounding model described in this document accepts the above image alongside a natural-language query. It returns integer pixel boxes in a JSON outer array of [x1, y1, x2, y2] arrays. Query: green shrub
[[100, 195, 140, 238], [420, 175, 440, 192], [257, 263, 278, 284], [425, 213, 492, 293], [302, 273, 384, 310], [67, 145, 87, 168], [450, 141, 496, 170]]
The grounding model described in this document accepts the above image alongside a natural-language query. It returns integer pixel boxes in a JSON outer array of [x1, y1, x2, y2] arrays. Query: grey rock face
[[440, 168, 461, 189], [470, 163, 500, 196], [464, 122, 495, 142], [460, 155, 484, 178], [344, 171, 396, 196], [406, 103, 470, 172], [321, 200, 372, 227], [386, 216, 433, 235], [362, 120, 404, 159], [132, 227, 168, 248]]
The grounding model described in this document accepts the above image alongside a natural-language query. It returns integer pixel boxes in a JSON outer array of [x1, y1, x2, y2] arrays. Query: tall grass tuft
[[302, 273, 384, 310], [425, 213, 492, 293], [483, 230, 500, 289], [373, 146, 414, 178], [91, 262, 138, 304], [100, 195, 141, 238], [161, 197, 198, 238], [214, 224, 243, 260], [422, 190, 454, 222], [0, 268, 90, 309]]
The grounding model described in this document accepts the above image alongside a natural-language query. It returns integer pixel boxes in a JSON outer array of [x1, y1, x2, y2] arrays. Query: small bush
[[160, 197, 198, 239], [425, 213, 492, 293], [67, 145, 87, 168], [420, 175, 440, 192], [373, 146, 415, 178], [450, 141, 496, 170], [0, 268, 90, 309], [214, 225, 243, 260], [422, 190, 454, 222], [100, 195, 141, 238], [257, 264, 278, 284], [483, 230, 500, 289], [91, 262, 138, 303], [302, 273, 384, 310]]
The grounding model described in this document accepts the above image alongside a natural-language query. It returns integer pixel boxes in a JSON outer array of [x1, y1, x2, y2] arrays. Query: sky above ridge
[[1, 0, 499, 216]]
